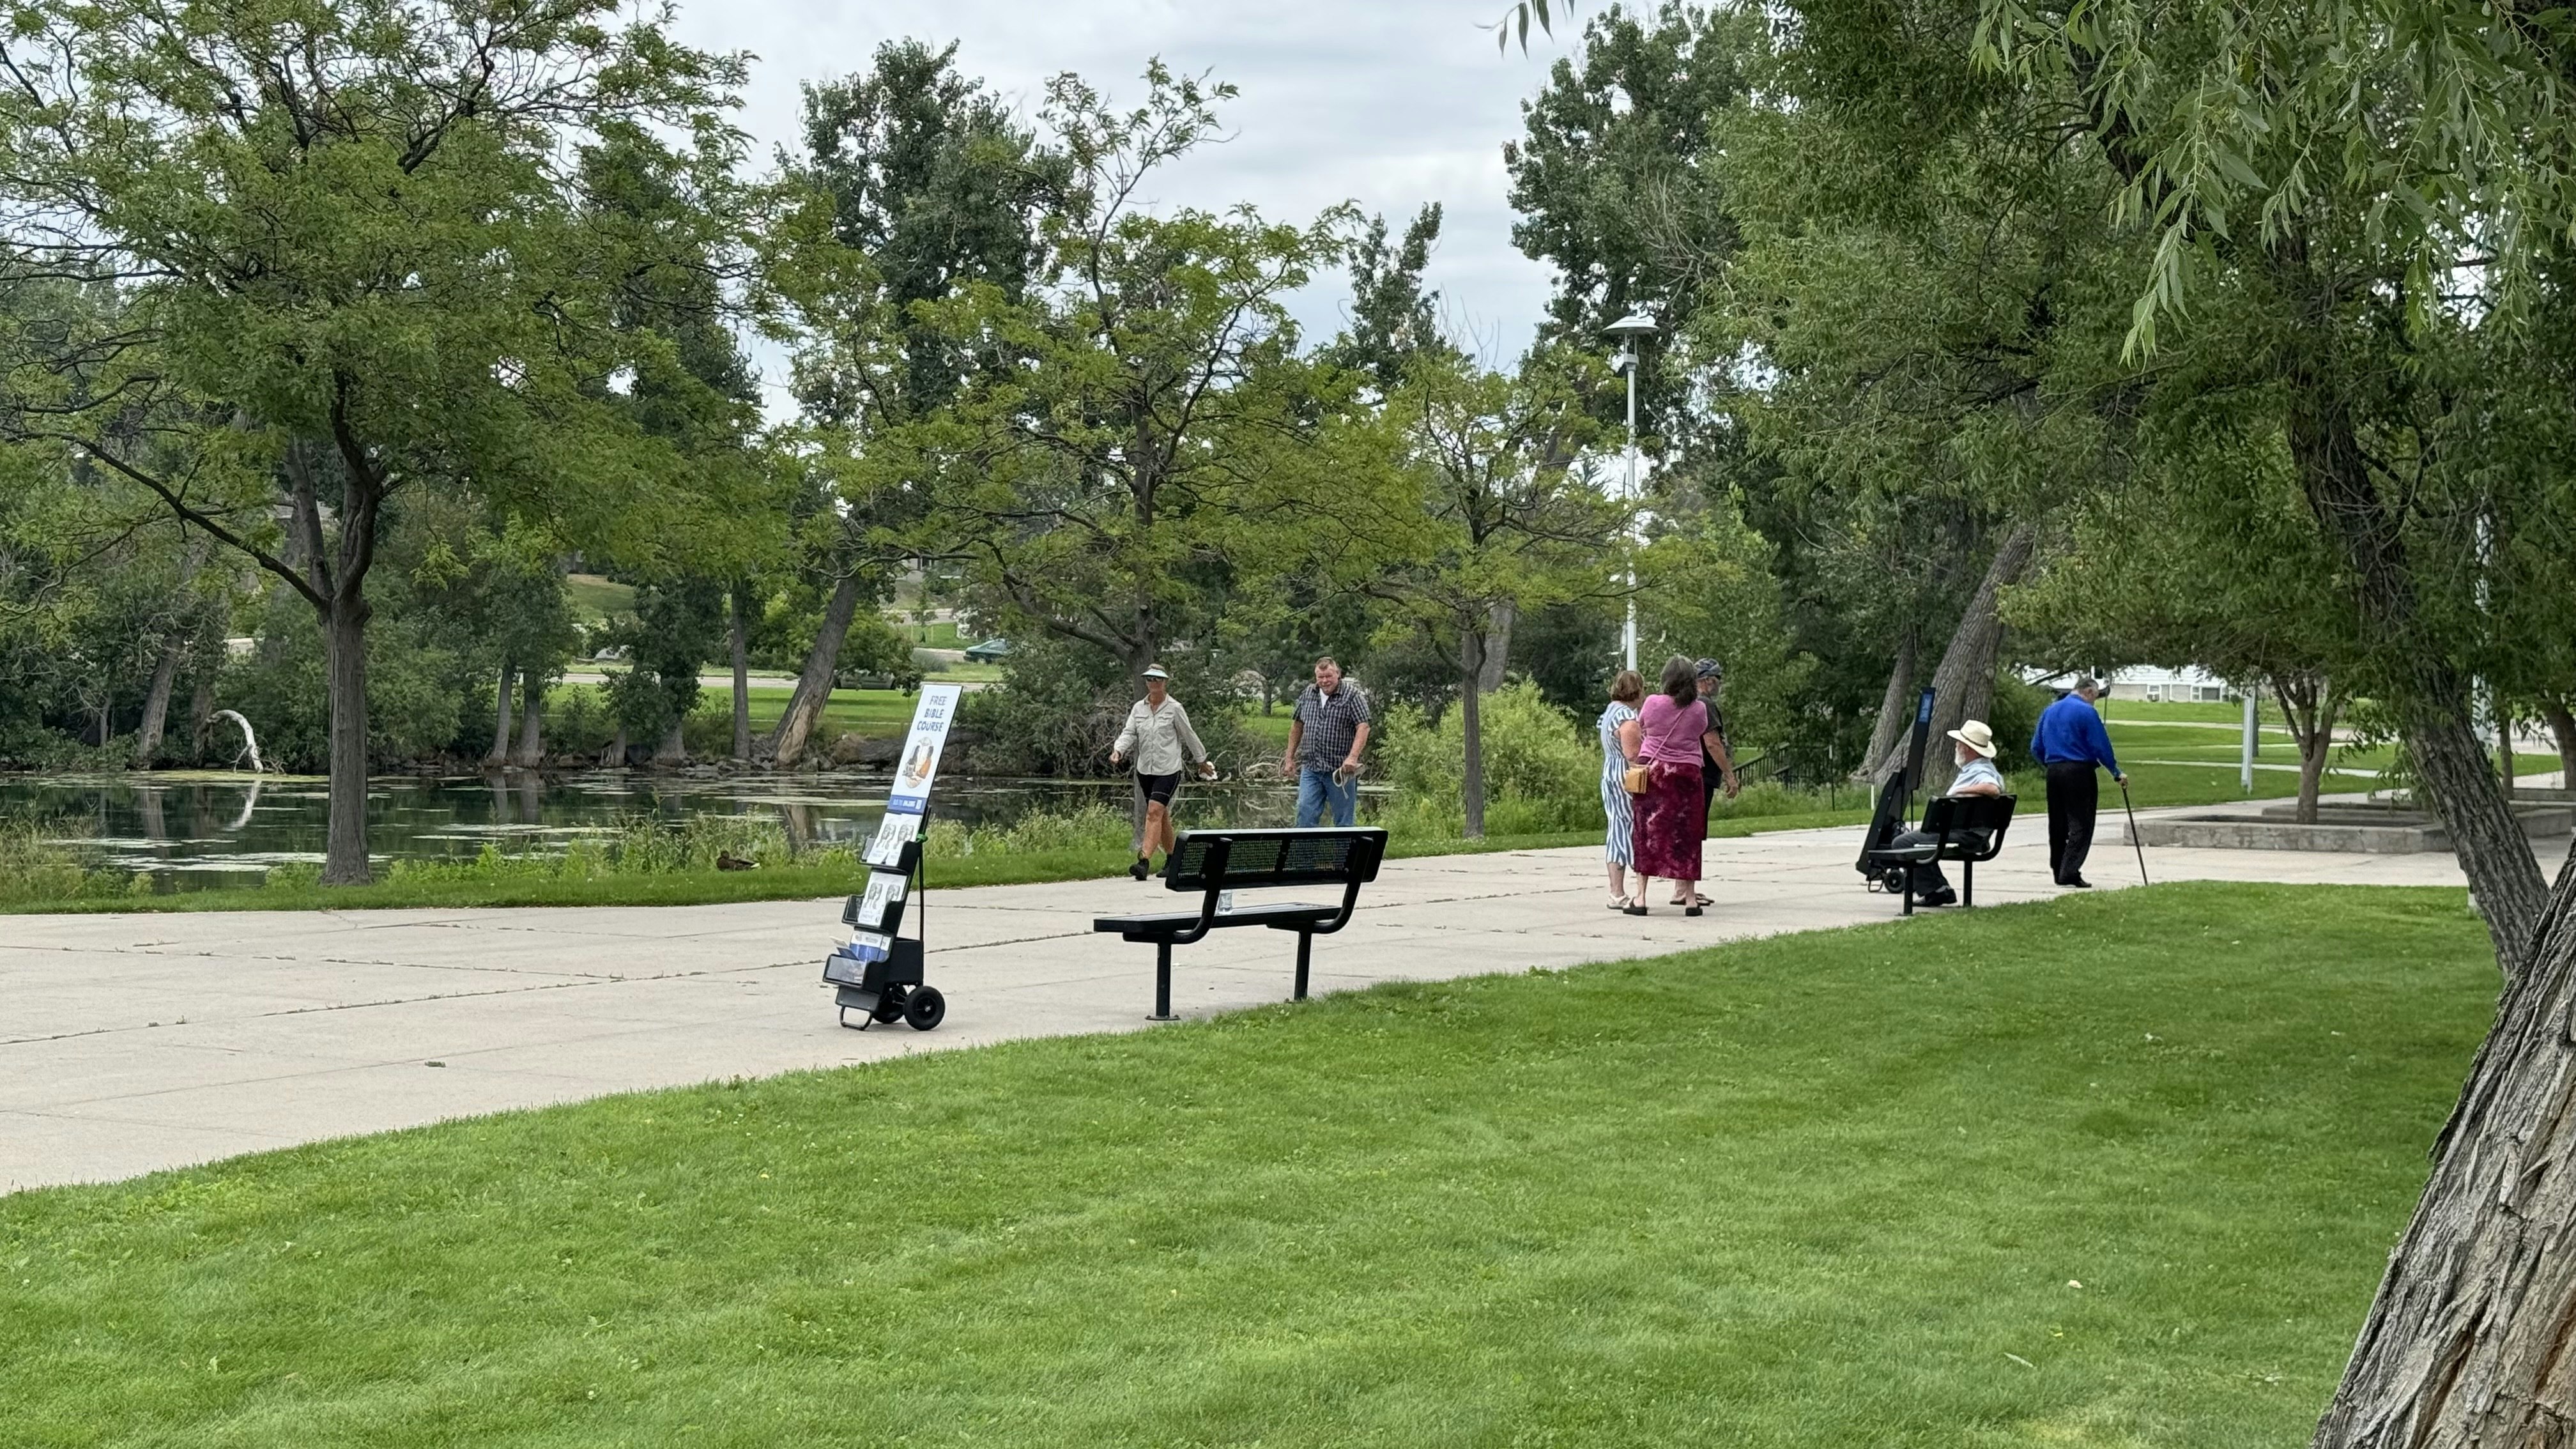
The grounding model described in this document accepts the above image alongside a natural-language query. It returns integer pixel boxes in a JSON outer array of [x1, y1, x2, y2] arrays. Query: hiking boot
[[1130, 856, 1150, 881]]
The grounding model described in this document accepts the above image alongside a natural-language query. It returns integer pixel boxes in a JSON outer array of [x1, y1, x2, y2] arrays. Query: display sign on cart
[[885, 684, 963, 816]]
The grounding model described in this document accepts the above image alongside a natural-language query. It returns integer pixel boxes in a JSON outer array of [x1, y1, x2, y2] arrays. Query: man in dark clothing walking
[[2030, 676, 2126, 887], [1692, 659, 1742, 814]]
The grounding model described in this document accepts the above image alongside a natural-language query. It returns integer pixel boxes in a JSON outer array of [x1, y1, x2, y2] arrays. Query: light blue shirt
[[1951, 758, 2005, 795]]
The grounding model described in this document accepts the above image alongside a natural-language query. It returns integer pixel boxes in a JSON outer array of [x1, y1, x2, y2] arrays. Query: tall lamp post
[[1605, 310, 1659, 672]]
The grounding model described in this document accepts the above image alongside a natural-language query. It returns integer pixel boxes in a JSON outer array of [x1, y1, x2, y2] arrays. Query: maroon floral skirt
[[1634, 760, 1706, 880]]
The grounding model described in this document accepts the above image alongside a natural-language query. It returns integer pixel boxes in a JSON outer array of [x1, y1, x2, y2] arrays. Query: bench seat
[[1094, 901, 1340, 939]]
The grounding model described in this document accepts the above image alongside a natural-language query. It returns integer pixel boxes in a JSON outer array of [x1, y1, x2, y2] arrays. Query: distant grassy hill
[[564, 573, 636, 624]]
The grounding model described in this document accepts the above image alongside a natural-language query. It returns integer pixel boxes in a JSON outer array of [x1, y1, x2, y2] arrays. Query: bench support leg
[[1902, 862, 1916, 917], [1150, 940, 1177, 1022], [1294, 931, 1312, 1002], [1963, 859, 1975, 908]]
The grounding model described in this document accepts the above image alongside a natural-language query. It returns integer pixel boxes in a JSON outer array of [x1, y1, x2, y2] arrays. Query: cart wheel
[[903, 986, 946, 1032], [872, 985, 908, 1024]]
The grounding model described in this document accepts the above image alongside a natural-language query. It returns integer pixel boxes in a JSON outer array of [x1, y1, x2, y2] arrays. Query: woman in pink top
[[1628, 655, 1721, 916]]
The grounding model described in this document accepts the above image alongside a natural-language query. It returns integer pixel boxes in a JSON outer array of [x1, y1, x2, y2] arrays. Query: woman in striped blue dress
[[1597, 670, 1646, 909]]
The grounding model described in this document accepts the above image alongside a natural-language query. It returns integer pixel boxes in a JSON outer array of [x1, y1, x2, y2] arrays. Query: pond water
[[1, 770, 1345, 887]]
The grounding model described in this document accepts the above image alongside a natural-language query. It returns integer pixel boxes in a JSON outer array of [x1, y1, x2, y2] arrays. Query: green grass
[[896, 618, 966, 648], [562, 573, 636, 625], [0, 883, 2491, 1445], [0, 814, 1874, 916]]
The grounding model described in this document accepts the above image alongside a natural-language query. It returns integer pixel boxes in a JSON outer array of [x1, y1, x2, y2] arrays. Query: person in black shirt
[[1684, 659, 1742, 906]]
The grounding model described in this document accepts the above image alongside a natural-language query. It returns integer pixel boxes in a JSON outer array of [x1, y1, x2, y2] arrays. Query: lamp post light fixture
[[1604, 310, 1659, 673]]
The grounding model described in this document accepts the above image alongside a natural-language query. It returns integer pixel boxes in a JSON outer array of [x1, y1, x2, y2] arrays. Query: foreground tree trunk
[[512, 677, 544, 769], [2313, 851, 2576, 1445], [1859, 625, 1920, 782], [730, 581, 753, 762], [486, 660, 516, 767], [1920, 524, 2037, 793], [2283, 362, 2545, 968], [655, 719, 687, 767], [767, 570, 864, 768]]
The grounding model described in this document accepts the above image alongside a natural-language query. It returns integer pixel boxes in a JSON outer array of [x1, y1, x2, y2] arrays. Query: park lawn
[[562, 574, 636, 625], [2013, 761, 2381, 810], [0, 813, 1874, 916], [0, 883, 2492, 1446], [897, 619, 966, 648]]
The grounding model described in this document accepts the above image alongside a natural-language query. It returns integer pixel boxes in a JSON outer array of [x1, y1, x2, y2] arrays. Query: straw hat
[[1947, 719, 1998, 758]]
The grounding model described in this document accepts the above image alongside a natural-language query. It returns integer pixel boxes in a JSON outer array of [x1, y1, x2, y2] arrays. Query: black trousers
[[2045, 761, 2100, 882]]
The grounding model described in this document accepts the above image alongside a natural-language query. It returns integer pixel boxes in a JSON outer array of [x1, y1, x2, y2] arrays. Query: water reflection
[[1, 770, 1326, 888]]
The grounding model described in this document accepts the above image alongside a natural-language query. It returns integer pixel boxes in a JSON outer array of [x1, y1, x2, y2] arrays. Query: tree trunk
[[2312, 857, 2576, 1446], [656, 719, 687, 767], [486, 660, 516, 768], [2276, 674, 2340, 826], [187, 657, 215, 763], [730, 580, 753, 762], [512, 677, 544, 769], [2545, 700, 2576, 790], [1859, 625, 1920, 781], [1921, 525, 2037, 794], [134, 635, 183, 767], [1476, 601, 1514, 694], [2283, 362, 2545, 969], [767, 569, 864, 768], [1460, 632, 1489, 839], [321, 593, 372, 885]]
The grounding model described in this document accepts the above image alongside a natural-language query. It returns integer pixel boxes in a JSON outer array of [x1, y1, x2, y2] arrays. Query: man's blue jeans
[[1296, 767, 1357, 827]]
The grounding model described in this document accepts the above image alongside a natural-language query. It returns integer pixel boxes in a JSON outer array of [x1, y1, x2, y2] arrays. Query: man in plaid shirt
[[1280, 656, 1372, 827]]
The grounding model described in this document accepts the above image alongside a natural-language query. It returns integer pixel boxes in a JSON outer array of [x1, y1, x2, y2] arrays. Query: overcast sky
[[667, 0, 1575, 405]]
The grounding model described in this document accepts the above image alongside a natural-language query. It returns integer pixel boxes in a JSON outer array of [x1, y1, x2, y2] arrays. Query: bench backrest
[[1165, 827, 1388, 891], [1919, 793, 2017, 860], [1855, 770, 1912, 873]]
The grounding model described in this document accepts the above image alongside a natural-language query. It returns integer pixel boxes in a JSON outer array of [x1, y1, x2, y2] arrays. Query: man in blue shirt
[[2030, 676, 2126, 888]]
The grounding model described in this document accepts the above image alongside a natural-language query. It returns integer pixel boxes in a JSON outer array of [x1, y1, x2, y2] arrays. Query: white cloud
[[671, 0, 1572, 404]]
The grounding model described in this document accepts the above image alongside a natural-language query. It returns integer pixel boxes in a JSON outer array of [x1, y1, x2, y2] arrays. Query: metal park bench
[[1092, 827, 1386, 1021], [1860, 792, 2018, 916]]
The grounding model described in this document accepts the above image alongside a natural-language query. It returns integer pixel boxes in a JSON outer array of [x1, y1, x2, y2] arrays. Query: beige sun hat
[[1947, 719, 1998, 758]]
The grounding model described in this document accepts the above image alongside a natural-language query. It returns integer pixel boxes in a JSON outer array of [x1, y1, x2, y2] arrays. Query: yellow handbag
[[1622, 762, 1652, 795]]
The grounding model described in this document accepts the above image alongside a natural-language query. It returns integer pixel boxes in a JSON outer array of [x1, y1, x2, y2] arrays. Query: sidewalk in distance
[[0, 819, 2527, 1192]]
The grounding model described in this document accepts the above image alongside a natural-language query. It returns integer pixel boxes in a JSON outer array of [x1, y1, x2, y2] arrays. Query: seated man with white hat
[[1885, 718, 2005, 908]]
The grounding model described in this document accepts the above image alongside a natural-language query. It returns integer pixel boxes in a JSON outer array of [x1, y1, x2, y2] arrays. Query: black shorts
[[1137, 771, 1182, 806]]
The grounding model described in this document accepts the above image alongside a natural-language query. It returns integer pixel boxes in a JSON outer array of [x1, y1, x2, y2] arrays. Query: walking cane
[[2119, 777, 2149, 886]]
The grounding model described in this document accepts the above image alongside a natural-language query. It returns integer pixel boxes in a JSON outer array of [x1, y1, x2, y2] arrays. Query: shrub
[[923, 803, 1133, 857], [1376, 680, 1605, 836]]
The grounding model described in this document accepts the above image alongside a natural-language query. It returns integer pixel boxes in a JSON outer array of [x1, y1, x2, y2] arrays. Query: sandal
[[1667, 892, 1712, 907], [1608, 894, 1636, 911], [1622, 901, 1648, 917]]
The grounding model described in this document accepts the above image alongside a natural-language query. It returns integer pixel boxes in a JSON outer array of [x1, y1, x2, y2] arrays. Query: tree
[[901, 65, 1353, 685], [0, 0, 744, 881], [1504, 3, 1750, 445], [1358, 347, 1614, 838], [2007, 420, 2357, 822], [1323, 204, 1448, 397], [763, 39, 1056, 767]]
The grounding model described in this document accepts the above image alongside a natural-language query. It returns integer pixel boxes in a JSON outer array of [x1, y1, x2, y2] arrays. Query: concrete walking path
[[2, 816, 2556, 1193]]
